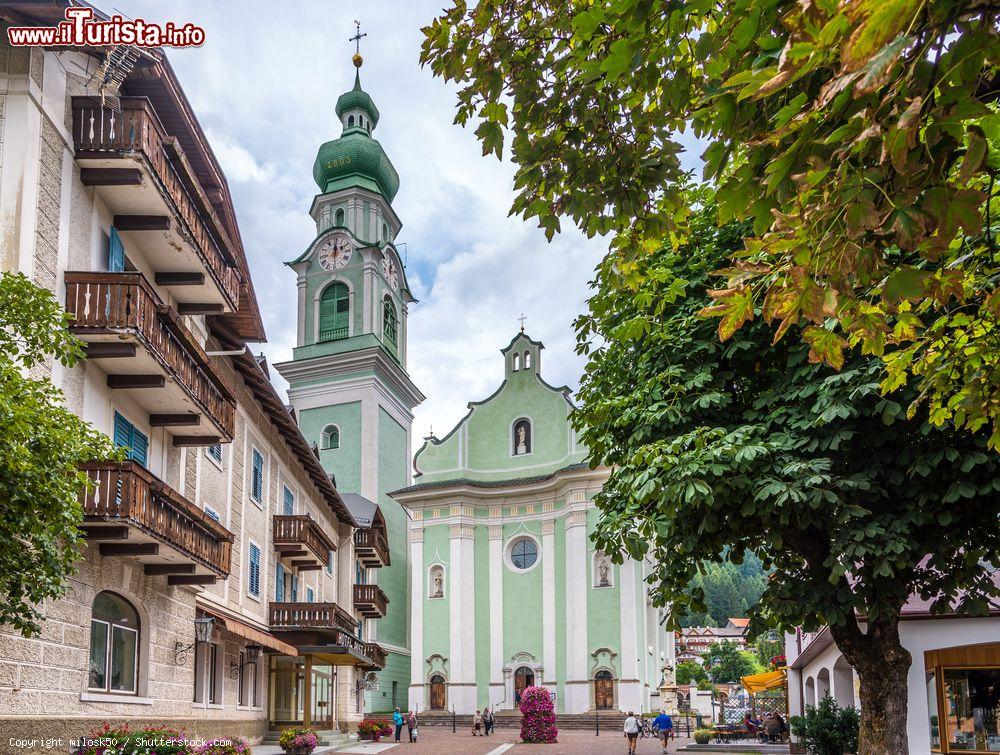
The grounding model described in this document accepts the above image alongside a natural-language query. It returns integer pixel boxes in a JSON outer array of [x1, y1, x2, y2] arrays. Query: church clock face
[[382, 256, 399, 289], [317, 232, 353, 271]]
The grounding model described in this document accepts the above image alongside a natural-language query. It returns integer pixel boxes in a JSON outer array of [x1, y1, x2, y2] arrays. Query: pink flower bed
[[519, 685, 558, 743]]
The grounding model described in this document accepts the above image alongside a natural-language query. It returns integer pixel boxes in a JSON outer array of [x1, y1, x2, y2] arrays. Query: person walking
[[407, 709, 418, 742], [472, 709, 484, 736], [392, 707, 404, 743], [624, 710, 641, 755], [654, 709, 674, 753], [483, 706, 494, 735]]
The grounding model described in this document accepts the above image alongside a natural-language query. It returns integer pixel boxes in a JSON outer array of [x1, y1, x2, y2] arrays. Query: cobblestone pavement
[[337, 728, 691, 754]]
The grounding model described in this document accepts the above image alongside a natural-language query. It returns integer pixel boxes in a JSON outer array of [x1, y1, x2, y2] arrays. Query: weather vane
[[350, 20, 367, 67], [518, 313, 527, 332]]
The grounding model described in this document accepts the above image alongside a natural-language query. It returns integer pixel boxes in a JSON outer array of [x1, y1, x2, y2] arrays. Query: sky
[[109, 1, 701, 454]]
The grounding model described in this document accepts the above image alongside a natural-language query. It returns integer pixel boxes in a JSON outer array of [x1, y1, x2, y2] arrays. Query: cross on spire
[[350, 20, 367, 55], [518, 313, 527, 332]]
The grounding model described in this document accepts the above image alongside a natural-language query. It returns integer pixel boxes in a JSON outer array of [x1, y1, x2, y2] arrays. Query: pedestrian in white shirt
[[624, 711, 640, 754]]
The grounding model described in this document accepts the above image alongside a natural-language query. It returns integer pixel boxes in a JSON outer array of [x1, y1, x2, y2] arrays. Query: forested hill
[[679, 553, 768, 627]]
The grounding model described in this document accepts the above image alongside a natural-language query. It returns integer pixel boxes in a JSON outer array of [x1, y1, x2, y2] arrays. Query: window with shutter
[[290, 575, 298, 602], [283, 486, 294, 516], [307, 587, 314, 603], [108, 227, 126, 272], [275, 563, 285, 602], [248, 543, 261, 597], [113, 412, 148, 467], [251, 448, 263, 503], [318, 283, 350, 342]]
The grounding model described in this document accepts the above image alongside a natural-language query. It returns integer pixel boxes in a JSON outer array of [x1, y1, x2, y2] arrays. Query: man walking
[[483, 706, 495, 735], [392, 707, 404, 742], [654, 709, 674, 753]]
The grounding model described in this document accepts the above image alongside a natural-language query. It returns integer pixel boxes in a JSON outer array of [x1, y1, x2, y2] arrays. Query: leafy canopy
[[421, 0, 1000, 444], [704, 641, 762, 683], [0, 273, 117, 636], [676, 660, 709, 685], [571, 198, 1000, 639]]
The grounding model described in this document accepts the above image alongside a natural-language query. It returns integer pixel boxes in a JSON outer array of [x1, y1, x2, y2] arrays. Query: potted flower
[[278, 728, 318, 755], [357, 719, 392, 742], [74, 723, 191, 754], [194, 738, 251, 755]]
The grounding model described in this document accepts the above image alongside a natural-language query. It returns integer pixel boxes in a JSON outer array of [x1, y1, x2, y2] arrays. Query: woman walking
[[623, 710, 641, 755]]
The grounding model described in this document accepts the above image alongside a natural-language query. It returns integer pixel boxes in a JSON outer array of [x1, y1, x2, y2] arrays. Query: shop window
[[942, 668, 1000, 752]]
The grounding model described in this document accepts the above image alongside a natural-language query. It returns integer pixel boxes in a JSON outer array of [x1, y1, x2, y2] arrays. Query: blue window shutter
[[307, 587, 314, 603], [205, 508, 220, 522], [275, 563, 285, 602], [291, 575, 298, 602], [113, 412, 147, 467], [113, 412, 132, 449], [130, 427, 148, 467], [249, 544, 260, 596], [251, 449, 263, 502], [327, 550, 334, 575], [208, 443, 222, 463], [283, 486, 294, 516], [108, 227, 125, 272]]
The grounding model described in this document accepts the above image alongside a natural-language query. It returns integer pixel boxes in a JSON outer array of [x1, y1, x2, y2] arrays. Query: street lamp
[[174, 617, 215, 665], [230, 643, 263, 678]]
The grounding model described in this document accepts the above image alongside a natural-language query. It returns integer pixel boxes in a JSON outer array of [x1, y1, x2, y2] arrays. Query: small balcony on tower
[[79, 460, 233, 585], [71, 97, 242, 314], [353, 583, 389, 619], [64, 271, 235, 444], [272, 514, 337, 570]]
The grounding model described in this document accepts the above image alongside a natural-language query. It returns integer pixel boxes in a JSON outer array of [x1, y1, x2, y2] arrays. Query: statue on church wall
[[430, 565, 445, 598], [513, 419, 531, 456], [598, 556, 611, 587]]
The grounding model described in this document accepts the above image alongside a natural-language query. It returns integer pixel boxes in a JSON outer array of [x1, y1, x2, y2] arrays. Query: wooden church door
[[594, 670, 615, 710], [429, 675, 446, 710]]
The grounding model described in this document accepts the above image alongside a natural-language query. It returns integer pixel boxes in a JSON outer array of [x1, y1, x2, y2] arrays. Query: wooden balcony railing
[[353, 583, 389, 619], [81, 461, 233, 576], [71, 97, 241, 309], [65, 271, 235, 439], [362, 641, 388, 670], [269, 601, 356, 634], [354, 527, 391, 568], [273, 514, 337, 564]]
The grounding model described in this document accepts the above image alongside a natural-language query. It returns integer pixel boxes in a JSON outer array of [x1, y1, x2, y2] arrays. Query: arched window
[[321, 424, 340, 450], [428, 564, 445, 599], [89, 591, 139, 694], [512, 418, 531, 455], [319, 282, 350, 341], [335, 208, 345, 227], [348, 115, 355, 127], [512, 353, 520, 372], [523, 350, 531, 368], [382, 223, 389, 241], [382, 297, 397, 348]]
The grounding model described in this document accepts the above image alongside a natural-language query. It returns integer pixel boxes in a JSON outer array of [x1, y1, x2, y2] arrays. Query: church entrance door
[[514, 666, 535, 705], [595, 670, 615, 710], [429, 675, 446, 710]]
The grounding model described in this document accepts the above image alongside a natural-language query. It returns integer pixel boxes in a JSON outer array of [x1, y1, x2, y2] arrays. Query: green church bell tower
[[275, 50, 424, 715]]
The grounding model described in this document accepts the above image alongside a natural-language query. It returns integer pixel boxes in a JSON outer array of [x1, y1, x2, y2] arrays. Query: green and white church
[[391, 332, 677, 715], [278, 55, 675, 719], [275, 59, 423, 713]]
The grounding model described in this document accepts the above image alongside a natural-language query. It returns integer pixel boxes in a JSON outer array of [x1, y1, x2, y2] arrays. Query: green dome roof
[[314, 71, 399, 201], [335, 71, 379, 127]]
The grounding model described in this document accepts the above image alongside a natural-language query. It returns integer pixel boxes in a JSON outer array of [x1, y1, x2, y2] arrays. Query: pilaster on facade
[[564, 508, 589, 713], [541, 517, 556, 686], [488, 524, 504, 696]]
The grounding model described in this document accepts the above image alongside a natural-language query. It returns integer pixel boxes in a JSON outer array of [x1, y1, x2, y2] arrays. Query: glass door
[[269, 656, 304, 726], [311, 664, 335, 730]]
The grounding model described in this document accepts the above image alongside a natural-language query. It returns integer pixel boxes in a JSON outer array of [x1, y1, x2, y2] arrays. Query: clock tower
[[275, 54, 424, 715]]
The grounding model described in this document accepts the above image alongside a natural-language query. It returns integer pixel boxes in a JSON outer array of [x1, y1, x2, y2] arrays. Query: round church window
[[509, 536, 538, 570]]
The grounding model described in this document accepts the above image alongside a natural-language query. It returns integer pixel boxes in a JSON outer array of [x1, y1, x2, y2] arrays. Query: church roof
[[336, 71, 380, 126], [390, 462, 591, 496]]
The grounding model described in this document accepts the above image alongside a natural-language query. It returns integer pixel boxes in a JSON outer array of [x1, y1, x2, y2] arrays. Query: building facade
[[677, 619, 749, 663], [0, 5, 386, 747], [274, 58, 423, 715], [391, 332, 676, 715]]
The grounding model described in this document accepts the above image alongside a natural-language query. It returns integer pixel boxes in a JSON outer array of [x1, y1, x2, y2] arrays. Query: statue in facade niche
[[516, 425, 528, 455], [433, 570, 444, 598], [598, 556, 611, 587]]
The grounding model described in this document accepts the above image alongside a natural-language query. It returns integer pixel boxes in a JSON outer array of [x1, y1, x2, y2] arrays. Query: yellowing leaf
[[803, 326, 848, 369]]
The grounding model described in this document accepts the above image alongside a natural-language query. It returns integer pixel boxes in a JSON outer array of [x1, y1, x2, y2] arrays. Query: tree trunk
[[830, 617, 912, 755]]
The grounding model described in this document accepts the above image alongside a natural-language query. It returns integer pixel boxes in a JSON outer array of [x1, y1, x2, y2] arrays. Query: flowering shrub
[[73, 723, 192, 754], [194, 737, 252, 755], [519, 685, 558, 743], [277, 727, 318, 753], [356, 719, 393, 740], [770, 655, 787, 669]]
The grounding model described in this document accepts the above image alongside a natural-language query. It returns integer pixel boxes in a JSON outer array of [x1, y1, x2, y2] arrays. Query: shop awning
[[742, 668, 787, 693], [208, 611, 297, 656]]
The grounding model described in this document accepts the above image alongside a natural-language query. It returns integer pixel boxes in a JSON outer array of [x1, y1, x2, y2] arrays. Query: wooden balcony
[[269, 601, 357, 634], [65, 271, 235, 442], [273, 514, 337, 570], [71, 97, 241, 312], [80, 461, 232, 583], [353, 583, 389, 619], [354, 527, 391, 568], [362, 641, 388, 671]]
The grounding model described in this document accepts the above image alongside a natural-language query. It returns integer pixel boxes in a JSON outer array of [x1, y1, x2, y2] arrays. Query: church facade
[[391, 332, 676, 715], [275, 61, 423, 715]]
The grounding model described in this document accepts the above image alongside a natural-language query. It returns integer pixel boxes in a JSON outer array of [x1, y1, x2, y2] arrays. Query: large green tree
[[704, 641, 761, 683], [570, 200, 1000, 752], [421, 0, 1000, 444], [0, 273, 117, 636]]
